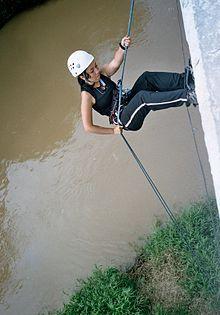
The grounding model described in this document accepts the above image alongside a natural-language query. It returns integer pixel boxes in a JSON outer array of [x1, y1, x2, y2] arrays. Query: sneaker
[[186, 90, 198, 107], [184, 65, 195, 91]]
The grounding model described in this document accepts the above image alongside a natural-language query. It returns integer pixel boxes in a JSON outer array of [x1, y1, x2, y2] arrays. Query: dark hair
[[77, 70, 92, 88], [77, 75, 85, 87]]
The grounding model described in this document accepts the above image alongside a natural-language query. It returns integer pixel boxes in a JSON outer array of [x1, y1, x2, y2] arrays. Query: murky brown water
[[0, 0, 214, 314]]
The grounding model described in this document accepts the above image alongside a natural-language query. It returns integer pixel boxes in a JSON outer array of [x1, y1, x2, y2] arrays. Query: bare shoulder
[[81, 90, 95, 105]]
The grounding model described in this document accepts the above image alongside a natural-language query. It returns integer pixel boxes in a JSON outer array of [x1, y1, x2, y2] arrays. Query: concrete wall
[[180, 0, 220, 215]]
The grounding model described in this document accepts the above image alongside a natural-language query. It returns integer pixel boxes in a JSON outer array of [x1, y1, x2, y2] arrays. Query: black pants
[[119, 71, 187, 131]]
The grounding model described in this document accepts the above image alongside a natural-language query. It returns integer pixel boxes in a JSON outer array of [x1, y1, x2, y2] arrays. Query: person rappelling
[[67, 35, 197, 135], [66, 1, 210, 276]]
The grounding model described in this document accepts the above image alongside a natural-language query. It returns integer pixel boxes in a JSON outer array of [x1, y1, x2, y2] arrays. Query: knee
[[140, 71, 150, 79], [143, 70, 150, 75]]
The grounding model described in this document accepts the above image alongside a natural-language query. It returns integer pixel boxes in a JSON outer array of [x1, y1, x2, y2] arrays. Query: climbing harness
[[109, 88, 131, 125], [109, 88, 122, 124]]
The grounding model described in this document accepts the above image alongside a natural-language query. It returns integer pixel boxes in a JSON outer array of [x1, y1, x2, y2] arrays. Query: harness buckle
[[109, 88, 131, 125]]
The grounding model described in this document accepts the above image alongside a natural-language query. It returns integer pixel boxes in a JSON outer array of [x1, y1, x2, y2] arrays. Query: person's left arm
[[101, 36, 131, 77]]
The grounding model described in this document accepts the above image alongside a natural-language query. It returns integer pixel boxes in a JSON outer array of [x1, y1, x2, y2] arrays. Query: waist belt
[[109, 88, 131, 125]]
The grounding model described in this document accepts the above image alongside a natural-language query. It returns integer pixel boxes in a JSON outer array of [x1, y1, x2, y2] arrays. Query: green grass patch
[[133, 198, 220, 313], [50, 198, 220, 315], [55, 267, 150, 315]]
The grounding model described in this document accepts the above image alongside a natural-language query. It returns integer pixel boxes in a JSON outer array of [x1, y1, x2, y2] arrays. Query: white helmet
[[67, 50, 94, 77]]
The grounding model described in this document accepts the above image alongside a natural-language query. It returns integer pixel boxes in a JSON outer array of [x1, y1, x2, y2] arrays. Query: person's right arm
[[81, 91, 122, 135]]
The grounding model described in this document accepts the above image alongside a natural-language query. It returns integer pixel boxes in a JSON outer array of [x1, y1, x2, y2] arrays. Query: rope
[[116, 0, 215, 285], [116, 0, 135, 123], [175, 0, 209, 198], [121, 133, 216, 289], [116, 0, 188, 225], [175, 2, 219, 275], [186, 109, 209, 197], [176, 2, 220, 292], [115, 0, 178, 226], [121, 134, 177, 225], [117, 0, 209, 222]]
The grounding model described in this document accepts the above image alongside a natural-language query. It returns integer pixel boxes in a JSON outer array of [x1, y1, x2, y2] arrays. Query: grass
[[55, 267, 150, 315], [48, 198, 220, 315], [131, 198, 220, 314]]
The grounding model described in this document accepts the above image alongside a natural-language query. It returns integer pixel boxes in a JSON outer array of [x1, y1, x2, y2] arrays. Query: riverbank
[[51, 198, 219, 314], [0, 0, 49, 29]]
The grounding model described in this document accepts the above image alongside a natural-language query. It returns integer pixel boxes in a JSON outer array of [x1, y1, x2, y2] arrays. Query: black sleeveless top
[[81, 74, 117, 116]]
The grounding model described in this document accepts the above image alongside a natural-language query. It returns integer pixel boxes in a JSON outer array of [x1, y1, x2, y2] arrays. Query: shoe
[[184, 65, 195, 91], [186, 90, 198, 107]]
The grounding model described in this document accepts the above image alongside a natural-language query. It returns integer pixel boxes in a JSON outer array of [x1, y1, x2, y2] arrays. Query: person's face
[[86, 60, 100, 82]]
